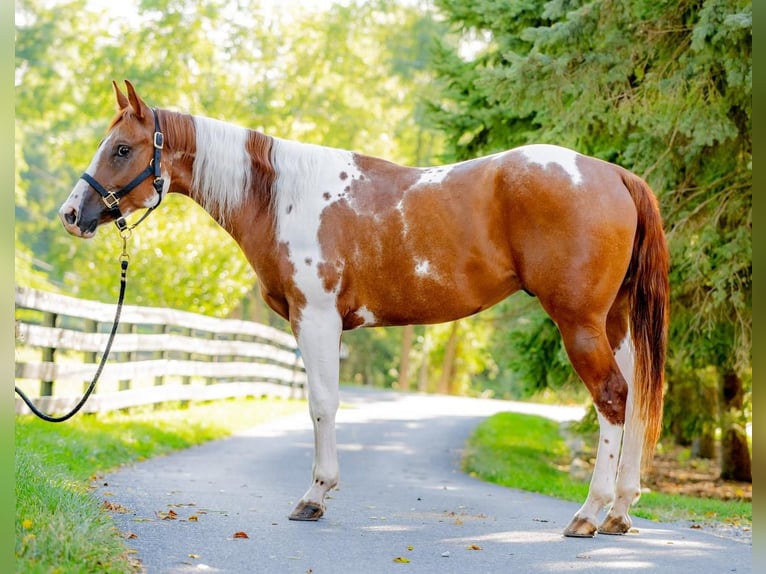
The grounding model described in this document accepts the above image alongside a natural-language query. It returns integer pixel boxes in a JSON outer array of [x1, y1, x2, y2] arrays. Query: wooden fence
[[14, 286, 306, 415]]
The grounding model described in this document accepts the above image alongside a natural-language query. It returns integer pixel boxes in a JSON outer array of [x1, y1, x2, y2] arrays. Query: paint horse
[[59, 81, 669, 538]]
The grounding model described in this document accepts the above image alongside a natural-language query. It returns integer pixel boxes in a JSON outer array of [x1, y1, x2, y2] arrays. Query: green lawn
[[462, 411, 752, 526], [15, 398, 306, 574]]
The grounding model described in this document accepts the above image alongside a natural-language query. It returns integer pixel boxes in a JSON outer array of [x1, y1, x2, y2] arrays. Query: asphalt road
[[97, 388, 751, 573]]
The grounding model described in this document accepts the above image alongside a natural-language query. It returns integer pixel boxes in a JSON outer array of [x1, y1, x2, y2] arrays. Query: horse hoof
[[598, 514, 631, 535], [288, 501, 324, 521], [563, 516, 597, 538]]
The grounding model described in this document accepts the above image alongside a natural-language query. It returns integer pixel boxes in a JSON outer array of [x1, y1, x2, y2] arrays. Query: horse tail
[[621, 170, 670, 461]]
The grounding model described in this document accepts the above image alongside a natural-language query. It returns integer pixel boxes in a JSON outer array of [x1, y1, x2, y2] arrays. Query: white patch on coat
[[519, 144, 583, 185], [271, 138, 361, 317], [191, 116, 251, 225], [414, 258, 431, 277], [354, 306, 378, 328], [415, 165, 452, 186], [142, 167, 172, 208]]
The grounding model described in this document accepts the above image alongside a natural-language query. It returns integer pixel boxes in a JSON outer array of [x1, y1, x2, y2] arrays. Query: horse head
[[59, 80, 167, 237]]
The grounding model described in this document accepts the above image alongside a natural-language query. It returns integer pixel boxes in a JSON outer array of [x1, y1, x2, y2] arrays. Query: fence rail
[[14, 286, 306, 415]]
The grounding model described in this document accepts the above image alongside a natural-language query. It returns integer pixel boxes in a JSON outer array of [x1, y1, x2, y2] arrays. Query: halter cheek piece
[[79, 108, 165, 232]]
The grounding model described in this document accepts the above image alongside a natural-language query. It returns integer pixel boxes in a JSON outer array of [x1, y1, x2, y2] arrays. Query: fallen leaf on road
[[407, 545, 414, 551], [233, 531, 249, 539], [188, 554, 201, 559], [103, 501, 129, 513], [124, 532, 138, 539], [393, 556, 410, 563], [157, 509, 178, 520], [466, 544, 482, 551], [186, 515, 199, 522]]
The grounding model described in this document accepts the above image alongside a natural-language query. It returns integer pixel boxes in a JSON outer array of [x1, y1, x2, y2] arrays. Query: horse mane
[[158, 109, 276, 227]]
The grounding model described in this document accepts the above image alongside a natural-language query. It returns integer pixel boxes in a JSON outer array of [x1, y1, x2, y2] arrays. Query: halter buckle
[[102, 191, 120, 210], [154, 132, 164, 149]]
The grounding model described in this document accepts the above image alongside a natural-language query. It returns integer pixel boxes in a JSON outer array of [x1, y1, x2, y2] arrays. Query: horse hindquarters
[[547, 171, 668, 537]]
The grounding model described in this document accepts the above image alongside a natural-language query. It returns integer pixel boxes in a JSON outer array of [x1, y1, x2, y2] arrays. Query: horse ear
[[124, 80, 146, 120], [113, 80, 129, 110]]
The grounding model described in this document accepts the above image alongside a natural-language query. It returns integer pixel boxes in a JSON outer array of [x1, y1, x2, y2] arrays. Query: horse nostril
[[64, 208, 77, 225]]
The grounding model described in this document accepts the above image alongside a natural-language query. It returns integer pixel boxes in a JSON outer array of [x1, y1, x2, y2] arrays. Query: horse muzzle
[[59, 203, 99, 238]]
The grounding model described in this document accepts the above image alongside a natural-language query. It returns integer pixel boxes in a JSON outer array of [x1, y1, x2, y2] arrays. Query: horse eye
[[116, 145, 131, 158]]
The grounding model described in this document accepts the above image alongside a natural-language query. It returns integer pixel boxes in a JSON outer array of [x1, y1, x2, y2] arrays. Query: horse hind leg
[[552, 313, 628, 538], [598, 324, 643, 535]]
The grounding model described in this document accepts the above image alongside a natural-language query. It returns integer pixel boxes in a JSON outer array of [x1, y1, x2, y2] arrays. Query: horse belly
[[336, 235, 519, 329]]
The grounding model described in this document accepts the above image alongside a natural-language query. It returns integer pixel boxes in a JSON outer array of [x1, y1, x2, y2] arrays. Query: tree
[[428, 0, 751, 477]]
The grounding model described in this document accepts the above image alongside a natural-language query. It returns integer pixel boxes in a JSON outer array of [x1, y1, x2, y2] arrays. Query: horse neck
[[157, 109, 275, 233]]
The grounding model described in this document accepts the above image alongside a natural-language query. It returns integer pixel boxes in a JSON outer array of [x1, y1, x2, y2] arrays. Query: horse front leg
[[289, 308, 342, 521]]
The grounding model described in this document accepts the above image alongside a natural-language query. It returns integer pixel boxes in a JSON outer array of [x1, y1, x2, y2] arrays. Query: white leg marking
[[570, 411, 623, 531], [604, 334, 643, 530], [293, 308, 343, 517]]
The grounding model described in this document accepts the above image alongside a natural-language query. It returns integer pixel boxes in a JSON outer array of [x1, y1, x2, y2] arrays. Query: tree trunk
[[693, 373, 718, 459], [719, 370, 751, 482], [437, 321, 459, 395], [398, 324, 415, 391], [417, 329, 430, 393]]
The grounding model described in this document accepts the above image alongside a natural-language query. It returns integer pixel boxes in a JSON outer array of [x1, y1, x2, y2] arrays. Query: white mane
[[191, 115, 252, 225]]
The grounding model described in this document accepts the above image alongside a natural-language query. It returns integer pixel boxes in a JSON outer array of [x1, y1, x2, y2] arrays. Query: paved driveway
[[97, 387, 751, 573]]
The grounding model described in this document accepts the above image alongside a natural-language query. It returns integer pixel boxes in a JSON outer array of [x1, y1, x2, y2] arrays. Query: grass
[[462, 411, 752, 527], [15, 397, 306, 573]]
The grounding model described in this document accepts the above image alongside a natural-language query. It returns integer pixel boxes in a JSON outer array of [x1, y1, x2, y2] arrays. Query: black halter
[[80, 108, 165, 231]]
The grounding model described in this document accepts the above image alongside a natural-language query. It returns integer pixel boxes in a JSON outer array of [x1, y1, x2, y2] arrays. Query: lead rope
[[14, 230, 132, 422]]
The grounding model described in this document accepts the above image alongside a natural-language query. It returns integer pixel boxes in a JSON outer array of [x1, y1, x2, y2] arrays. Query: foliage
[[428, 0, 751, 422], [15, 398, 306, 572]]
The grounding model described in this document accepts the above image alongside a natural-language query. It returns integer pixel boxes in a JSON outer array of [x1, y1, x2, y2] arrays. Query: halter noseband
[[80, 108, 165, 232]]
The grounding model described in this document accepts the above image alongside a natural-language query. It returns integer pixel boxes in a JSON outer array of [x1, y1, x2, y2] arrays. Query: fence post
[[153, 323, 167, 387], [117, 323, 133, 392], [83, 318, 97, 393], [40, 311, 57, 397], [206, 330, 216, 386]]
